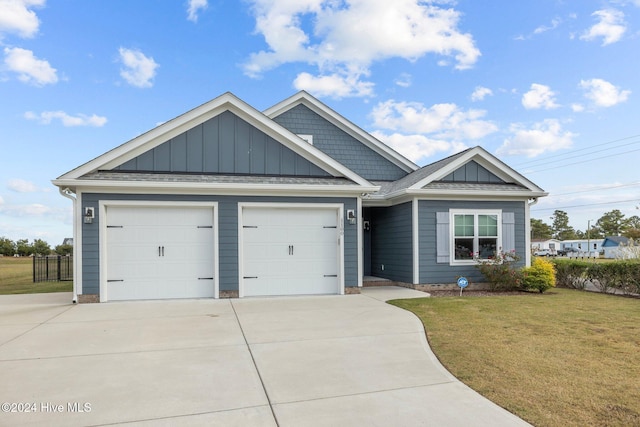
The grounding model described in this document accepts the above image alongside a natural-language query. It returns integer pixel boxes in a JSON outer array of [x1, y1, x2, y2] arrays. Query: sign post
[[457, 277, 469, 296]]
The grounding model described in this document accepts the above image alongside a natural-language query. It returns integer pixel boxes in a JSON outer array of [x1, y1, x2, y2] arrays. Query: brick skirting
[[77, 294, 100, 304], [363, 280, 491, 291], [219, 290, 239, 298]]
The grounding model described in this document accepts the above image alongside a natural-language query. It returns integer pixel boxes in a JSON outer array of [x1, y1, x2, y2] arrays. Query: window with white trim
[[451, 210, 501, 263]]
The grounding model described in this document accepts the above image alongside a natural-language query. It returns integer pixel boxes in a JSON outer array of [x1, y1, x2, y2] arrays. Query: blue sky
[[1, 0, 639, 246]]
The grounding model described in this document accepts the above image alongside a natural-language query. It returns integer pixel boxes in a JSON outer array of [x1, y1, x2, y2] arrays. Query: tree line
[[0, 237, 72, 257], [531, 209, 640, 241]]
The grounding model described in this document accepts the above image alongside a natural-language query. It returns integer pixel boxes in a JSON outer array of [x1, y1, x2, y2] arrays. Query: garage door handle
[[158, 246, 165, 257], [158, 246, 161, 257], [162, 246, 164, 257]]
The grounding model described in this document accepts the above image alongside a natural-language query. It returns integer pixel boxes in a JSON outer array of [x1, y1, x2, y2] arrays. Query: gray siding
[[441, 161, 505, 183], [272, 104, 407, 181], [115, 111, 330, 177], [80, 194, 357, 297], [370, 202, 413, 283], [418, 200, 526, 284]]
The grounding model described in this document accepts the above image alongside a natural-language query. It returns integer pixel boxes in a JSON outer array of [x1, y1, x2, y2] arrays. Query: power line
[[525, 147, 640, 174], [544, 181, 640, 198], [531, 197, 640, 212], [513, 133, 640, 168]]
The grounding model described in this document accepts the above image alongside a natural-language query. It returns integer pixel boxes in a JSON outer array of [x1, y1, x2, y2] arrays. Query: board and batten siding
[[80, 194, 358, 297], [370, 202, 413, 283], [114, 111, 330, 177], [419, 200, 526, 284], [272, 104, 408, 181]]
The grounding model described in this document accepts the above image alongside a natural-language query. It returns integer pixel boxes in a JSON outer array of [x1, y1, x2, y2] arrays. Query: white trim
[[449, 209, 502, 266], [357, 196, 363, 287], [98, 201, 219, 302], [264, 91, 418, 173], [411, 198, 420, 285], [525, 201, 532, 267], [237, 202, 345, 297], [75, 191, 84, 299], [412, 198, 420, 285]]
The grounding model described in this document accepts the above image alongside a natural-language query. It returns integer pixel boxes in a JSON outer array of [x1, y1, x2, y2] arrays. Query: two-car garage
[[101, 202, 344, 302]]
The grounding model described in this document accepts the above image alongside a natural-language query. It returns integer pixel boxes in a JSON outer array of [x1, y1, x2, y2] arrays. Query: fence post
[[57, 256, 61, 281], [33, 255, 36, 283]]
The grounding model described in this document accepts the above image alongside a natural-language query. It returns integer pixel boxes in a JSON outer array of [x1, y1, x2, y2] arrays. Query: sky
[[1, 0, 639, 246]]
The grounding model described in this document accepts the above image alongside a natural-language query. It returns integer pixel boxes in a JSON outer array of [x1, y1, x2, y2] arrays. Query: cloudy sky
[[1, 0, 639, 245]]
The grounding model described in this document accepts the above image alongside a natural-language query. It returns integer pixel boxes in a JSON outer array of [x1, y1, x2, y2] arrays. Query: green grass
[[0, 257, 72, 294], [390, 289, 640, 427]]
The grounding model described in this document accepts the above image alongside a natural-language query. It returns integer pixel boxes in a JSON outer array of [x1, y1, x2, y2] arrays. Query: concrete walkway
[[0, 289, 531, 426]]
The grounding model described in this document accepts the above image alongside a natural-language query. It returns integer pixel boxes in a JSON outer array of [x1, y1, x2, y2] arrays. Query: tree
[[550, 210, 576, 240], [596, 209, 629, 237], [530, 218, 552, 240], [0, 237, 16, 256], [54, 244, 73, 256], [32, 239, 51, 256], [16, 239, 32, 257]]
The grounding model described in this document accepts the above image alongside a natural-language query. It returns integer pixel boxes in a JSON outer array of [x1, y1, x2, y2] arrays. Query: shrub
[[475, 251, 523, 291], [522, 257, 556, 293], [552, 259, 589, 290]]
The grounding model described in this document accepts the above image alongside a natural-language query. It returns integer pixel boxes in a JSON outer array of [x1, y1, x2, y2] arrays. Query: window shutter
[[502, 212, 515, 253], [436, 212, 450, 263]]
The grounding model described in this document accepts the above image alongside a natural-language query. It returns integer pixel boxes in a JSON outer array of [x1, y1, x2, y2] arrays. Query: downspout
[[59, 187, 78, 303]]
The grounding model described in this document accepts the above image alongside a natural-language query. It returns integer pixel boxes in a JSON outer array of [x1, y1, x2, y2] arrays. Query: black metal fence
[[33, 256, 73, 282]]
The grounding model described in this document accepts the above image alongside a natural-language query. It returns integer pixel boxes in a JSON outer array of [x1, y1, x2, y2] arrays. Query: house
[[531, 239, 562, 253], [560, 239, 602, 254], [53, 91, 547, 303], [601, 236, 637, 259]]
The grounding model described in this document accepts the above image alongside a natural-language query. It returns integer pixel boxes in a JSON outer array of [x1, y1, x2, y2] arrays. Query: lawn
[[0, 257, 73, 294], [390, 289, 640, 427]]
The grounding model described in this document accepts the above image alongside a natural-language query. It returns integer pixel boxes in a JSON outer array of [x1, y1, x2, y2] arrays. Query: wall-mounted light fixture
[[347, 209, 356, 225], [84, 207, 95, 224]]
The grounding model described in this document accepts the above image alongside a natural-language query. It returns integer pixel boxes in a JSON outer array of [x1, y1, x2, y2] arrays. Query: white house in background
[[560, 239, 603, 254], [531, 239, 561, 253]]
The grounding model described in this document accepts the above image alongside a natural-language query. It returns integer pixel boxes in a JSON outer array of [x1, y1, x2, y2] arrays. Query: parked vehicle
[[534, 249, 555, 257], [557, 247, 580, 256]]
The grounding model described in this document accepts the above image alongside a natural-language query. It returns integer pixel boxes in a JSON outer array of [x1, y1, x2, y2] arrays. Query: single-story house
[[601, 236, 637, 259], [53, 91, 547, 303], [560, 239, 602, 254], [531, 239, 561, 253]]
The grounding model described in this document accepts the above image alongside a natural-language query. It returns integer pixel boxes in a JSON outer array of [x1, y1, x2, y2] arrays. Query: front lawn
[[390, 289, 640, 427], [0, 257, 72, 294]]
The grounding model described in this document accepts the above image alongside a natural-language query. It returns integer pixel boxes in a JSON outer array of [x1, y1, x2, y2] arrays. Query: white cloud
[[471, 86, 493, 102], [118, 47, 158, 88], [293, 71, 374, 98], [571, 103, 585, 112], [498, 119, 577, 157], [244, 0, 480, 98], [187, 0, 207, 22], [522, 83, 559, 110], [580, 9, 626, 45], [0, 0, 45, 38], [534, 17, 562, 35], [395, 73, 412, 88], [579, 78, 630, 108], [0, 203, 52, 217], [371, 131, 468, 164], [7, 178, 37, 192], [3, 46, 57, 86], [24, 110, 107, 127], [0, 195, 4, 205]]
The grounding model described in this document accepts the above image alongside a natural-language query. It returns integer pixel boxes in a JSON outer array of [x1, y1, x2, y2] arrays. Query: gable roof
[[264, 91, 418, 174], [602, 236, 630, 246], [374, 146, 547, 200], [54, 92, 375, 189]]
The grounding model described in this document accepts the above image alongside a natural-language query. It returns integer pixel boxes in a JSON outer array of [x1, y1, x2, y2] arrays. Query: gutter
[[58, 187, 78, 304]]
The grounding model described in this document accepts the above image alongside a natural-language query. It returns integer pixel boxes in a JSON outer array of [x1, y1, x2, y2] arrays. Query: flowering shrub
[[522, 257, 556, 293], [474, 251, 523, 291]]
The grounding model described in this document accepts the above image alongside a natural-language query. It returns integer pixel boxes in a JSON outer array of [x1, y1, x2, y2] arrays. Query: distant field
[[0, 256, 72, 294]]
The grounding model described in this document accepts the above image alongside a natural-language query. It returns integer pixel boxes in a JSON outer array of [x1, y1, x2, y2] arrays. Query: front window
[[452, 210, 501, 262]]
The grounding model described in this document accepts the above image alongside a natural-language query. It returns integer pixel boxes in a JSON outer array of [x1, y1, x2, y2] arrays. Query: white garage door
[[105, 205, 215, 301], [241, 207, 341, 297]]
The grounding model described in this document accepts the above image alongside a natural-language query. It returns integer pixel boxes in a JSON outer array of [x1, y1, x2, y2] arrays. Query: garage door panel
[[106, 206, 215, 301], [242, 207, 340, 297]]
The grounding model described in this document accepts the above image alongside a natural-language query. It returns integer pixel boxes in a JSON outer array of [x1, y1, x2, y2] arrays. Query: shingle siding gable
[[272, 104, 407, 181]]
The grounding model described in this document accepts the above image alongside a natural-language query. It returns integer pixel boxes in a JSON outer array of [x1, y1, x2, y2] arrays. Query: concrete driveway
[[0, 288, 530, 426]]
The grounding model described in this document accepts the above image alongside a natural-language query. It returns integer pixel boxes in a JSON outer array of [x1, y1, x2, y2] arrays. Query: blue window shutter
[[436, 212, 450, 263], [502, 212, 515, 253]]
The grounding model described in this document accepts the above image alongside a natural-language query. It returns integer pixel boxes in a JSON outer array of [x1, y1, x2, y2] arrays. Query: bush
[[552, 259, 589, 290], [475, 251, 523, 291], [588, 261, 640, 295], [522, 257, 556, 293]]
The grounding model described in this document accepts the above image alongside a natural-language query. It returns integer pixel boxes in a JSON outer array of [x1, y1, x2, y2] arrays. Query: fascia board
[[407, 147, 545, 193], [52, 178, 379, 196], [264, 91, 419, 173], [57, 92, 374, 188]]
